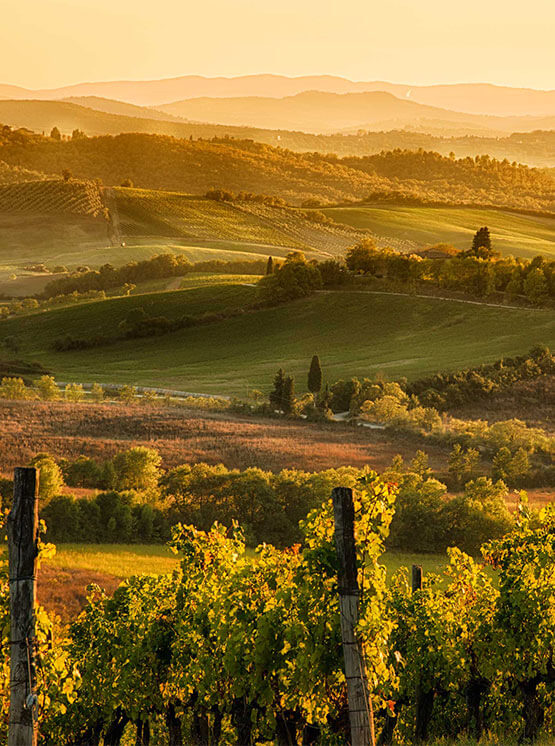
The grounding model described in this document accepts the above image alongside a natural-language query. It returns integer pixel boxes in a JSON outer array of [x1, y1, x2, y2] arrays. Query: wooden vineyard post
[[332, 487, 374, 746], [411, 565, 423, 593], [7, 467, 39, 746]]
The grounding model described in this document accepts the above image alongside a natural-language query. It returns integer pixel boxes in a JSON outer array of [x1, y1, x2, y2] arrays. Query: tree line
[[405, 344, 554, 409], [342, 236, 554, 304], [0, 445, 527, 554], [41, 253, 265, 299]]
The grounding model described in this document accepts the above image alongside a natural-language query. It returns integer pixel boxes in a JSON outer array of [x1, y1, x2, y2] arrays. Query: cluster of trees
[[357, 384, 551, 484], [41, 254, 265, 299], [205, 188, 287, 206], [407, 345, 554, 409], [385, 453, 512, 553], [0, 375, 100, 402], [345, 238, 554, 304], [2, 126, 553, 210], [2, 475, 554, 744], [257, 240, 553, 309], [325, 362, 553, 487], [329, 347, 553, 415], [1, 445, 526, 553], [51, 304, 258, 352], [43, 490, 169, 544], [258, 251, 323, 302], [0, 289, 112, 321], [0, 374, 229, 412], [269, 368, 296, 414], [337, 148, 555, 211]]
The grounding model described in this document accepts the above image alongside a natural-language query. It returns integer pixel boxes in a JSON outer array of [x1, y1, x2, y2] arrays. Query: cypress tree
[[471, 226, 492, 256], [319, 383, 332, 411], [282, 376, 295, 414], [308, 354, 323, 394], [269, 368, 286, 410], [266, 256, 274, 275]]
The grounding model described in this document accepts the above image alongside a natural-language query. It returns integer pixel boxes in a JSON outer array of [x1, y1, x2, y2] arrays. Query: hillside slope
[[0, 180, 108, 270], [1, 129, 553, 211], [322, 205, 555, 259], [112, 187, 366, 254], [0, 179, 104, 216], [2, 287, 553, 395]]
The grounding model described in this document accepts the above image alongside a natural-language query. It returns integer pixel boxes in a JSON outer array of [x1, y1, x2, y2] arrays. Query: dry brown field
[[0, 399, 451, 474]]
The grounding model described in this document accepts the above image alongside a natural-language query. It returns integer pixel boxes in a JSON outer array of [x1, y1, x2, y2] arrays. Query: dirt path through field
[[318, 289, 543, 311], [166, 277, 183, 290], [103, 187, 122, 245]]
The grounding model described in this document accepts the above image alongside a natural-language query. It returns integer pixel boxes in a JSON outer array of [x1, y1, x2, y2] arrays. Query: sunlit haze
[[2, 0, 554, 89]]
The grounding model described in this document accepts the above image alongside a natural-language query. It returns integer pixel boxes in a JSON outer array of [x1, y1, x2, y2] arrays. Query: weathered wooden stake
[[332, 486, 374, 746], [411, 565, 423, 593], [8, 467, 39, 746]]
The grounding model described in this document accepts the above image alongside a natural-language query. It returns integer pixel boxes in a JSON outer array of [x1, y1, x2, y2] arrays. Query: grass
[[5, 287, 553, 396], [40, 544, 448, 582], [0, 398, 450, 475], [1, 280, 258, 348], [42, 543, 180, 579], [323, 205, 555, 258]]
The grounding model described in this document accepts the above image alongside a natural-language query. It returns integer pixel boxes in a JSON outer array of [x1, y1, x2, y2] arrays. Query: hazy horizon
[[3, 0, 554, 90], [3, 72, 554, 94]]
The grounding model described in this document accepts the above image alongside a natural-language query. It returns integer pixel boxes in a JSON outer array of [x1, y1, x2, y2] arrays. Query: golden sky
[[2, 0, 554, 90]]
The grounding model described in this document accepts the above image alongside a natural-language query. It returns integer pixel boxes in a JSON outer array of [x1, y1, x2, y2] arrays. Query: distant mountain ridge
[[156, 90, 555, 135], [1, 74, 554, 116]]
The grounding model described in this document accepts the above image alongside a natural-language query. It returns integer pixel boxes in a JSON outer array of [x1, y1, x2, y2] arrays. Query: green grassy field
[[42, 544, 180, 578], [41, 543, 449, 582], [1, 184, 553, 290], [323, 205, 555, 259], [3, 283, 553, 395], [2, 281, 258, 347]]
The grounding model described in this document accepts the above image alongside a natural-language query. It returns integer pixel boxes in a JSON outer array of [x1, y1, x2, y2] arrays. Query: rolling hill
[[1, 99, 554, 168], [111, 187, 366, 255], [1, 283, 553, 395], [321, 206, 555, 259], [0, 179, 109, 278], [1, 129, 553, 212], [0, 180, 370, 287], [61, 96, 190, 122], [0, 179, 368, 269], [2, 75, 554, 116], [156, 91, 555, 135], [0, 177, 553, 292]]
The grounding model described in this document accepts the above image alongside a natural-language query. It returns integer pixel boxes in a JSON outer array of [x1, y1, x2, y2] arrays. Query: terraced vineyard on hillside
[[0, 179, 108, 276], [0, 178, 104, 216], [113, 187, 366, 255]]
